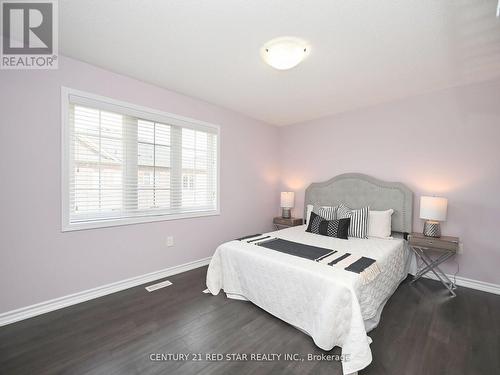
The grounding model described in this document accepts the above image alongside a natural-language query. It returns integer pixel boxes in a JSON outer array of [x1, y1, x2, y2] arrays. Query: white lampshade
[[280, 192, 295, 208], [420, 196, 448, 221]]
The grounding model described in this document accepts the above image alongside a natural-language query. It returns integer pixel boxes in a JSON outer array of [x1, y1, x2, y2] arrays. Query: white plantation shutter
[[62, 88, 219, 230]]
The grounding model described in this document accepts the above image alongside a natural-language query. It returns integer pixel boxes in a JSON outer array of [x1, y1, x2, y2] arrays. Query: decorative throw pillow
[[306, 204, 338, 224], [306, 211, 350, 239], [314, 205, 337, 221], [368, 209, 394, 239], [337, 203, 369, 239]]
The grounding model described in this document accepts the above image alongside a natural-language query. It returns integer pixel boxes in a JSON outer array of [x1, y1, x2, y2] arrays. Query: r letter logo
[[1, 0, 58, 69]]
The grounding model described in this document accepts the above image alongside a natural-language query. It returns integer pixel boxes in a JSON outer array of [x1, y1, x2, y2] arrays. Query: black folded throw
[[234, 235, 378, 278], [257, 238, 331, 260], [236, 234, 262, 241], [345, 257, 376, 273]]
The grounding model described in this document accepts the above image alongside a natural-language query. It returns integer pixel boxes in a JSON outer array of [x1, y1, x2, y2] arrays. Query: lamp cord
[[453, 258, 460, 285]]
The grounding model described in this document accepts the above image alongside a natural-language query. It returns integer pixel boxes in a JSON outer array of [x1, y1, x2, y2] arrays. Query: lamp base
[[423, 220, 441, 237], [281, 208, 291, 219]]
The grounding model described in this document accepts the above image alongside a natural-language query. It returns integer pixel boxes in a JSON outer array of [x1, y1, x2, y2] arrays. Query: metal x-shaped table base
[[410, 246, 457, 297]]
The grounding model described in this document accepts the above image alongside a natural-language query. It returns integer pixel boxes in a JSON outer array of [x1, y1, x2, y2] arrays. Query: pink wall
[[1, 57, 499, 315], [278, 79, 500, 285], [0, 57, 279, 313]]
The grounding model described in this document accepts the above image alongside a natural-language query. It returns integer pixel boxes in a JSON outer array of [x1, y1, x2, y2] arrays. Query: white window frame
[[61, 87, 220, 232]]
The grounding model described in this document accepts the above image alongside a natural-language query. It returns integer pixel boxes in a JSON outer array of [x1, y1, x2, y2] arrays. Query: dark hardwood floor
[[1, 266, 499, 375]]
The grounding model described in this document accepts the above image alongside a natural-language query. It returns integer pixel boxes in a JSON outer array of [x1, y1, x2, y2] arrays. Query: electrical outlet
[[458, 242, 464, 254], [166, 236, 174, 247]]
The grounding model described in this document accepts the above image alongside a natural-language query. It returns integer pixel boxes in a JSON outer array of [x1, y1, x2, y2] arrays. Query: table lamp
[[280, 192, 294, 219], [420, 196, 448, 237]]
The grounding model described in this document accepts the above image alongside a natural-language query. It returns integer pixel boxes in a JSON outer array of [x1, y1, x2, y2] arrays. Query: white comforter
[[206, 225, 412, 374]]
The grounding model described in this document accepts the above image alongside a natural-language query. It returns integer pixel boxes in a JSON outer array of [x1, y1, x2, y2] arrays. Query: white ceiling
[[61, 0, 500, 126]]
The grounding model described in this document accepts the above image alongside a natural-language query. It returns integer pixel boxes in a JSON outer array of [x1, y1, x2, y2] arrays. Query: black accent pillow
[[306, 211, 350, 240]]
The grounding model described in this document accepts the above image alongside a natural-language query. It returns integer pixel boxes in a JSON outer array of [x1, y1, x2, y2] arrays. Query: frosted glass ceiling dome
[[260, 37, 310, 70]]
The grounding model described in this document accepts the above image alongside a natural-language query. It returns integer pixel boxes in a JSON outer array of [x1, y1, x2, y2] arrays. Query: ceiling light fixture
[[497, 0, 500, 17], [260, 37, 310, 70]]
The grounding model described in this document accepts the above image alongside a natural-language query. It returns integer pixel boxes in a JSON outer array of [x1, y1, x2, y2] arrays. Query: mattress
[[206, 225, 413, 374]]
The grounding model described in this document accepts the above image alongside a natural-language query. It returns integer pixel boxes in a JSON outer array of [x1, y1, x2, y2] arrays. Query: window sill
[[61, 210, 220, 232]]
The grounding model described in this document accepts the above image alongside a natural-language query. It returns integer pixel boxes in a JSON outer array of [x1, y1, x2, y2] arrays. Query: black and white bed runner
[[237, 235, 380, 283]]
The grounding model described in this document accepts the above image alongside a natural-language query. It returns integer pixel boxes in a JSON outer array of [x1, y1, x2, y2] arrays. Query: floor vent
[[145, 280, 172, 292]]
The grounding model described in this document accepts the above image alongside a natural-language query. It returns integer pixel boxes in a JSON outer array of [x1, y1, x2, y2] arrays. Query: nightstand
[[408, 232, 459, 296], [273, 217, 303, 230]]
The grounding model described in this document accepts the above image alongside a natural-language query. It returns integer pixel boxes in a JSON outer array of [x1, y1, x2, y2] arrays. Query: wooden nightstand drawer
[[273, 217, 303, 227], [409, 233, 459, 252]]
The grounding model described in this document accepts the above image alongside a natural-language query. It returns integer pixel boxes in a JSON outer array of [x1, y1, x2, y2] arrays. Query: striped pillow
[[313, 205, 338, 221], [337, 203, 369, 239]]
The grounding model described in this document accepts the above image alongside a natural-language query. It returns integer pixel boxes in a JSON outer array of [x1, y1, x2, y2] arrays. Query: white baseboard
[[2, 258, 498, 327], [0, 256, 211, 327], [423, 273, 500, 295]]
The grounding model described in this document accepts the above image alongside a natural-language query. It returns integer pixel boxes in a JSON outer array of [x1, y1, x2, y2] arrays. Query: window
[[62, 88, 219, 231]]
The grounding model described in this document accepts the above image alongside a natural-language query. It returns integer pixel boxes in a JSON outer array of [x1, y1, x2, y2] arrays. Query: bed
[[206, 173, 415, 374]]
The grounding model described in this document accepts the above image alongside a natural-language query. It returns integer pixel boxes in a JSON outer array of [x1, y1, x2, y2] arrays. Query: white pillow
[[306, 204, 314, 224], [368, 209, 394, 239]]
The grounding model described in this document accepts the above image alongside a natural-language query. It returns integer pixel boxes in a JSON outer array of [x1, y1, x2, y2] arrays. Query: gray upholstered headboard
[[304, 173, 413, 234]]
